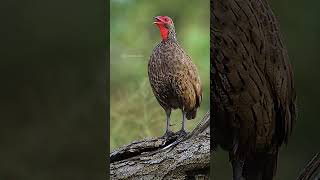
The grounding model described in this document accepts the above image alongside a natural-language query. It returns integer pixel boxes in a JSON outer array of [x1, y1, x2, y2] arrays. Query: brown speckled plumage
[[211, 0, 297, 179], [148, 16, 202, 135]]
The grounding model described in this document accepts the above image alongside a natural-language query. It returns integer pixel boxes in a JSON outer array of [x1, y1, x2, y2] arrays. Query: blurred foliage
[[110, 0, 210, 150]]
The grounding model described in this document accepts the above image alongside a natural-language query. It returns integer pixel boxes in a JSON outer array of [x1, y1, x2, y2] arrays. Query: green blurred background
[[110, 0, 210, 150]]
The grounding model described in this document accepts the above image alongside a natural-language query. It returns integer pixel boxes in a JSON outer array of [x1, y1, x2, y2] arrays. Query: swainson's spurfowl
[[211, 0, 297, 179], [148, 16, 202, 137]]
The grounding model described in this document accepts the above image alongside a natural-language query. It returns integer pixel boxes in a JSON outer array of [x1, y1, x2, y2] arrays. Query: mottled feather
[[148, 31, 202, 120], [211, 0, 296, 179]]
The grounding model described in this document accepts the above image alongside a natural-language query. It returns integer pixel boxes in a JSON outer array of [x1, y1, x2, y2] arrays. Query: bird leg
[[161, 109, 174, 138], [176, 110, 187, 137]]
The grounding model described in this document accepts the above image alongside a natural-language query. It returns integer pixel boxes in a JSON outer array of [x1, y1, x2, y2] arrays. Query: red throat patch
[[156, 24, 169, 41]]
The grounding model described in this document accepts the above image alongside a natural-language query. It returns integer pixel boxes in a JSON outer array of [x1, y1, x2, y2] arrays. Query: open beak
[[153, 16, 163, 25]]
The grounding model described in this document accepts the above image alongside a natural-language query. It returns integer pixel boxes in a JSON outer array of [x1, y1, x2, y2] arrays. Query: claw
[[161, 130, 175, 139], [176, 129, 188, 137]]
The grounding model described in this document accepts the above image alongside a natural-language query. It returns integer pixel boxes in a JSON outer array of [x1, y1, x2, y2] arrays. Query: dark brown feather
[[211, 0, 296, 179]]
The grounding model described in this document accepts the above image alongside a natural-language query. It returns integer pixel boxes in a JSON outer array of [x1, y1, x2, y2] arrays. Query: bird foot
[[161, 130, 175, 139], [161, 130, 188, 151], [176, 129, 188, 137]]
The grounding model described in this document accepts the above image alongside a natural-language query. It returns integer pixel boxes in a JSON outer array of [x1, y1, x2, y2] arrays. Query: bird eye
[[164, 18, 168, 22]]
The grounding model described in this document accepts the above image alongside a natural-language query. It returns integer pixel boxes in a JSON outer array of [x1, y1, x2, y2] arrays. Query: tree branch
[[110, 111, 210, 180], [297, 152, 320, 180]]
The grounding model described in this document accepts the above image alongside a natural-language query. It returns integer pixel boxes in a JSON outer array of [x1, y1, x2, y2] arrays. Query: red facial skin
[[154, 16, 173, 41]]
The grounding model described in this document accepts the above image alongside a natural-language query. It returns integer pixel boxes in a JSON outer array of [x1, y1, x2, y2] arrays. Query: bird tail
[[186, 109, 197, 120], [243, 151, 279, 180]]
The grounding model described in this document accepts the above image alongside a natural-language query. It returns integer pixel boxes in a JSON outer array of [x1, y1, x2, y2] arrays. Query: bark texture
[[110, 112, 210, 180]]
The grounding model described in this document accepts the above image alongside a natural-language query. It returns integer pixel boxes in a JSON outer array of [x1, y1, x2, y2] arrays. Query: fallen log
[[110, 111, 210, 180]]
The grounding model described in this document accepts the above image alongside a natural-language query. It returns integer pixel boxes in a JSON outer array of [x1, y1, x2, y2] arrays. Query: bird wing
[[212, 0, 296, 152], [169, 47, 202, 113], [212, 0, 296, 179], [185, 55, 202, 108]]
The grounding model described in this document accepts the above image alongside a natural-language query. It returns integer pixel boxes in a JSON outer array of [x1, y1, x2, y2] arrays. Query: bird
[[211, 0, 297, 179], [148, 16, 202, 138]]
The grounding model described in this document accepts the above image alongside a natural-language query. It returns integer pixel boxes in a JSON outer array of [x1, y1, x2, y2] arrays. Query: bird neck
[[158, 26, 177, 42], [166, 29, 177, 41]]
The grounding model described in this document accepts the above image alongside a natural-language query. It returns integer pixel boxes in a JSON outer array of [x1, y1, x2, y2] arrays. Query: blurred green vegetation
[[110, 0, 210, 150]]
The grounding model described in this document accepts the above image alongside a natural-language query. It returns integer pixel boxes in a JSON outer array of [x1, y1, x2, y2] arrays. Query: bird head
[[153, 16, 175, 41]]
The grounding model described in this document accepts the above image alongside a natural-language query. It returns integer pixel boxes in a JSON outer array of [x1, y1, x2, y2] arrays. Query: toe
[[176, 130, 188, 137], [161, 130, 175, 138]]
